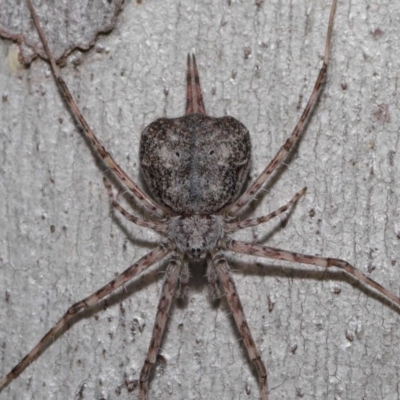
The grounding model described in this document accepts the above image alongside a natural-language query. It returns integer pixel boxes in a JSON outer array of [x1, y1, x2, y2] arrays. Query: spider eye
[[191, 247, 201, 258], [175, 151, 180, 157]]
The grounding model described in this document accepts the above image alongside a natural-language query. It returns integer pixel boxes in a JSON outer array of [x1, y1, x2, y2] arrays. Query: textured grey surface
[[0, 0, 123, 65], [1, 0, 400, 399]]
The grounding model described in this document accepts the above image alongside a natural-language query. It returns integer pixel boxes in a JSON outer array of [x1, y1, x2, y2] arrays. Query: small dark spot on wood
[[211, 86, 216, 95], [391, 260, 396, 266], [341, 82, 348, 90], [2, 94, 8, 102], [41, 215, 46, 220], [231, 70, 237, 80], [5, 290, 10, 302], [371, 27, 384, 39], [164, 87, 169, 96], [296, 94, 303, 111], [156, 354, 167, 374], [72, 54, 83, 67], [245, 382, 251, 395], [267, 295, 274, 312], [315, 322, 323, 331], [309, 208, 315, 218], [370, 166, 374, 176], [243, 47, 251, 59], [255, 0, 264, 8], [373, 103, 390, 123], [50, 225, 55, 233], [388, 150, 395, 166], [125, 378, 138, 392], [367, 264, 376, 273], [77, 383, 85, 399], [115, 385, 122, 396], [290, 343, 297, 354], [332, 286, 341, 294], [132, 318, 145, 334], [345, 330, 354, 342]]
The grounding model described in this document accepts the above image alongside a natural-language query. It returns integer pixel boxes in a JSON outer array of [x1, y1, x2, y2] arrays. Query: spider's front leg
[[26, 0, 167, 219]]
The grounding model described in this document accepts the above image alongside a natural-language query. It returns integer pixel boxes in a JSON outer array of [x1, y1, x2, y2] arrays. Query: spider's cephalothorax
[[168, 214, 224, 260], [7, 2, 400, 400]]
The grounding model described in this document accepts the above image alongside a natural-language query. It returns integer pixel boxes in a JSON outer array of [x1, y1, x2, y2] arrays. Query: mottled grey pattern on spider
[[140, 114, 251, 215]]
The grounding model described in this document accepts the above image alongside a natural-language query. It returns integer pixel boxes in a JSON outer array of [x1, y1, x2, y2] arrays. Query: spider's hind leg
[[139, 256, 182, 400], [212, 252, 269, 400]]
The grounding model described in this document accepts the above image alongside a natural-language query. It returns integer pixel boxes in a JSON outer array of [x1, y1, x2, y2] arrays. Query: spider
[[1, 0, 399, 398]]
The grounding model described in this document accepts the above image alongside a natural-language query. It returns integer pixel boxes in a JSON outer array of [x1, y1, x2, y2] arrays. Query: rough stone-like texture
[[1, 1, 400, 399], [0, 0, 124, 65]]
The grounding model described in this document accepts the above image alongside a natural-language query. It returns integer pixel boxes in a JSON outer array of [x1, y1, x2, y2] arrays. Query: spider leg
[[212, 252, 268, 400], [177, 258, 190, 301], [224, 239, 400, 309], [103, 177, 168, 232], [207, 255, 221, 301], [26, 0, 167, 219], [186, 53, 206, 115], [0, 244, 172, 391], [225, 187, 306, 232], [139, 256, 181, 400], [225, 0, 337, 217]]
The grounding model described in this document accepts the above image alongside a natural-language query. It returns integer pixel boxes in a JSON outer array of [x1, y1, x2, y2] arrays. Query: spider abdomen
[[140, 113, 251, 214]]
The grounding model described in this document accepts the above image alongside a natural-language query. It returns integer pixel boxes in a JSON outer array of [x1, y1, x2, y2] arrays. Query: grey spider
[[1, 0, 400, 399]]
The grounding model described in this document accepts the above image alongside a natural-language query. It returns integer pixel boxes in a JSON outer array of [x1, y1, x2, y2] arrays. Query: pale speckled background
[[1, 0, 400, 399]]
